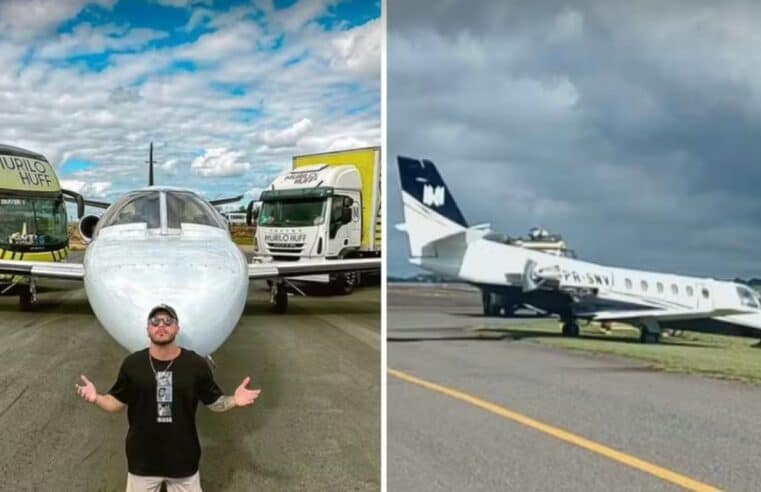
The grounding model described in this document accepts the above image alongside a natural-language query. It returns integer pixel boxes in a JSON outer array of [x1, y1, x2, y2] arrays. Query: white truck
[[249, 147, 382, 312]]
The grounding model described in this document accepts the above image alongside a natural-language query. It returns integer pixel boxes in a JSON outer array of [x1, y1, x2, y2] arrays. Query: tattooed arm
[[207, 396, 237, 412], [207, 376, 261, 412]]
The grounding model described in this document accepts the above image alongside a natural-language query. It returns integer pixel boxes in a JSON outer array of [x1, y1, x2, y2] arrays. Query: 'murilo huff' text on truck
[[248, 147, 381, 312]]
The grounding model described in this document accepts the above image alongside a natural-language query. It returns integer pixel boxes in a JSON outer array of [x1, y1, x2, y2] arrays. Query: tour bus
[[0, 144, 71, 309]]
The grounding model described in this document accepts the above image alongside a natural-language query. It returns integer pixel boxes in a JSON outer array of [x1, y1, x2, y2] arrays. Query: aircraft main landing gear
[[639, 319, 661, 344], [482, 291, 499, 316], [561, 320, 580, 337], [270, 280, 288, 314], [19, 280, 38, 312], [481, 291, 516, 317]]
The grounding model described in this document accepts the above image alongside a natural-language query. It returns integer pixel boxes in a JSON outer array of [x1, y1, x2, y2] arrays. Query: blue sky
[[0, 0, 380, 213]]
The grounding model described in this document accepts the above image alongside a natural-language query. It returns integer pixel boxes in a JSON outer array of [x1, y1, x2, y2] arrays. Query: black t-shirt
[[108, 348, 223, 478]]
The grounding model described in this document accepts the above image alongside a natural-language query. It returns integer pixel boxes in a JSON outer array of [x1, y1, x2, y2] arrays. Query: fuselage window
[[686, 286, 694, 297], [671, 284, 679, 295], [702, 288, 710, 299], [625, 278, 632, 289], [640, 280, 648, 292], [657, 282, 664, 293]]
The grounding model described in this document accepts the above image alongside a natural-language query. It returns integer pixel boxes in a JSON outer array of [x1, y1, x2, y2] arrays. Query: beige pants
[[126, 471, 202, 492]]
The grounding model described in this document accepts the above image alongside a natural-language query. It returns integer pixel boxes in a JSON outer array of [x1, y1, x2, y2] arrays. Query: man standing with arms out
[[75, 304, 261, 492]]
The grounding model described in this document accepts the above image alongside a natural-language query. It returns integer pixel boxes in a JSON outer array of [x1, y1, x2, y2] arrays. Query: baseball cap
[[148, 304, 178, 322]]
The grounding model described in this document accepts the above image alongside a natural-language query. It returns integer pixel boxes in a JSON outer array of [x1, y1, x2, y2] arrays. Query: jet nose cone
[[84, 238, 249, 354]]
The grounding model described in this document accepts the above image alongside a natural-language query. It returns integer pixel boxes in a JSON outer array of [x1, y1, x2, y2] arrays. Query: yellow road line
[[388, 368, 722, 492]]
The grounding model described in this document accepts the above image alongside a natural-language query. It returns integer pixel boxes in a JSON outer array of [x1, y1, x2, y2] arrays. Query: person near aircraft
[[75, 304, 261, 492]]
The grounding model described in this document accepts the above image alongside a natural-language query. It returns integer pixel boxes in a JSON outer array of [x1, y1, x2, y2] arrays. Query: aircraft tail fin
[[397, 156, 468, 257]]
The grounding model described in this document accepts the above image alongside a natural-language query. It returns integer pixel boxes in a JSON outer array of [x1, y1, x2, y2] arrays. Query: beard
[[149, 331, 177, 346]]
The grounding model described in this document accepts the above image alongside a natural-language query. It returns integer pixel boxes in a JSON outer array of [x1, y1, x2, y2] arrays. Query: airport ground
[[0, 251, 380, 491], [388, 284, 761, 491]]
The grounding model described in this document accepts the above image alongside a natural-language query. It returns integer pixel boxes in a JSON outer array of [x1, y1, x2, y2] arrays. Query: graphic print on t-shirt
[[156, 370, 173, 423]]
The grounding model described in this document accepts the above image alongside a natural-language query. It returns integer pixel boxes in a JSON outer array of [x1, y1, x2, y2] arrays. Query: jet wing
[[248, 258, 380, 280], [0, 259, 84, 280], [210, 195, 243, 206], [588, 308, 751, 322], [62, 194, 110, 209]]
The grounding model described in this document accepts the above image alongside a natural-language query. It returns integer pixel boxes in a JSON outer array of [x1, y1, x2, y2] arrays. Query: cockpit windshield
[[99, 191, 161, 229], [97, 190, 225, 234], [166, 191, 225, 229], [737, 285, 760, 309]]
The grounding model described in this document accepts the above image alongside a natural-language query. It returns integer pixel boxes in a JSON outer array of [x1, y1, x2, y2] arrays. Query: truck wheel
[[19, 291, 34, 311], [333, 272, 356, 295]]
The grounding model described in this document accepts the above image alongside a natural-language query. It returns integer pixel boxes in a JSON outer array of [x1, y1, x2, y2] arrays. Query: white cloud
[[60, 179, 113, 197], [325, 136, 370, 151], [191, 148, 252, 177], [244, 186, 265, 201], [272, 0, 335, 33], [175, 21, 260, 61], [330, 19, 381, 77], [0, 1, 379, 204], [0, 0, 117, 40], [161, 158, 180, 175], [37, 23, 168, 59], [261, 118, 313, 148]]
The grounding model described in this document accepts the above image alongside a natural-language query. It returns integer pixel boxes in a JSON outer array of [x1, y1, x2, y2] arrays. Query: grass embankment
[[473, 321, 761, 384]]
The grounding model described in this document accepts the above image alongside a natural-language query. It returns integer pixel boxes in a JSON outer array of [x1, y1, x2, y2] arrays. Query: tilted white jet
[[0, 185, 379, 355], [396, 156, 761, 343]]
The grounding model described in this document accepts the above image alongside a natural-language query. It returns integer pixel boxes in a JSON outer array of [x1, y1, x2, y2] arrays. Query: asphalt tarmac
[[388, 284, 761, 492], [0, 261, 380, 491]]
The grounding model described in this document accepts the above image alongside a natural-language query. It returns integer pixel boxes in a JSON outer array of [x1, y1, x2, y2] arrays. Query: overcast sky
[[0, 0, 379, 210], [388, 0, 761, 280]]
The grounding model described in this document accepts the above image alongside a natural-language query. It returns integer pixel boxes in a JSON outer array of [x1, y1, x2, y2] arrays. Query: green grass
[[472, 321, 761, 384], [232, 235, 253, 246]]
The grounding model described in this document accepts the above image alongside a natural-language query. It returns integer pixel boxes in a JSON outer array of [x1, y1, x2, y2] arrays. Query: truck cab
[[256, 164, 363, 261]]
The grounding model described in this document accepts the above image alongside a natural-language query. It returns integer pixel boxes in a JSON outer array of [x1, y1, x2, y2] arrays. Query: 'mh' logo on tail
[[422, 185, 445, 207], [398, 156, 467, 227]]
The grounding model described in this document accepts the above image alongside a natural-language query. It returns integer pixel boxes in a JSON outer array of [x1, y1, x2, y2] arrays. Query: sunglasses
[[149, 316, 176, 327]]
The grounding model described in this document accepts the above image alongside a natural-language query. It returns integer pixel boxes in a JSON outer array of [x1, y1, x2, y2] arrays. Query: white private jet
[[396, 156, 761, 343], [0, 182, 379, 357]]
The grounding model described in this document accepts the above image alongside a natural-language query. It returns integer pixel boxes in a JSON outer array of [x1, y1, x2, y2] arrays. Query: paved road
[[0, 276, 380, 491], [388, 285, 761, 492]]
